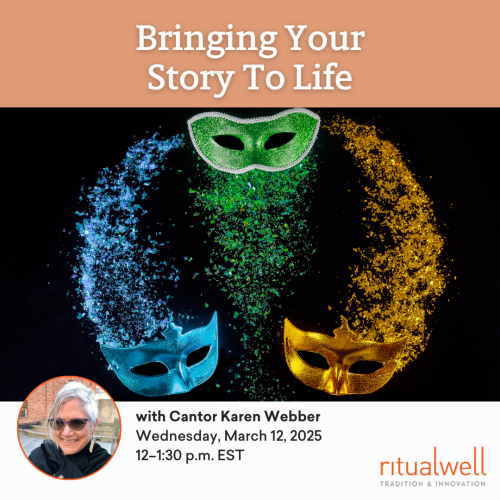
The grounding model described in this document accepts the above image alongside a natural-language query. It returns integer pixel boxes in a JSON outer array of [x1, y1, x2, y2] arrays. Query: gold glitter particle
[[322, 116, 447, 370]]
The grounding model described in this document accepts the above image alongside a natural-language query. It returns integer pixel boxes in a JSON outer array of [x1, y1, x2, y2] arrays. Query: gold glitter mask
[[284, 318, 408, 395]]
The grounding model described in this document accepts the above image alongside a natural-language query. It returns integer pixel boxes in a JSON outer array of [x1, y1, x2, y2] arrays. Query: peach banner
[[1, 0, 499, 107]]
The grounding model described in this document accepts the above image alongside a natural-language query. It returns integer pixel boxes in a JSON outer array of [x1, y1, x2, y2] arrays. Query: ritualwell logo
[[379, 447, 487, 489]]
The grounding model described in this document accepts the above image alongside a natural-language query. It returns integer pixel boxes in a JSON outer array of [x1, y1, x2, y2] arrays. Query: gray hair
[[46, 381, 98, 443]]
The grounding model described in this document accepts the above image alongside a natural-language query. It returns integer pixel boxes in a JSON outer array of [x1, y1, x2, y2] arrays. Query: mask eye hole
[[131, 361, 168, 376], [187, 346, 211, 367], [349, 360, 384, 374], [296, 350, 329, 370], [265, 132, 296, 150], [213, 135, 244, 151]]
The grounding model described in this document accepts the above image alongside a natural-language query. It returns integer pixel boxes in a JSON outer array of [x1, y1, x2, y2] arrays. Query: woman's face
[[54, 399, 97, 455]]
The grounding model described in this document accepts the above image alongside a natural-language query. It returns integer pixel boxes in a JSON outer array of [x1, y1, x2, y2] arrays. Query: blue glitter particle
[[75, 134, 184, 348]]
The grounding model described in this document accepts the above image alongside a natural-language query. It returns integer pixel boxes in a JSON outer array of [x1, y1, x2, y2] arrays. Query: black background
[[1, 108, 499, 402]]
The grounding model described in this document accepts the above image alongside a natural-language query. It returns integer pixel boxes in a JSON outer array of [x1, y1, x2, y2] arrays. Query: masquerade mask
[[188, 108, 320, 173], [101, 312, 218, 397], [284, 318, 408, 395], [49, 418, 91, 431]]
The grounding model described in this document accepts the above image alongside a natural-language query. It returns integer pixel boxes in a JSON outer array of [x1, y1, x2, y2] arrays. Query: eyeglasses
[[49, 418, 91, 431]]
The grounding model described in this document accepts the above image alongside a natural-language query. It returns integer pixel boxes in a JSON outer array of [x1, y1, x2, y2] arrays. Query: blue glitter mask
[[100, 312, 218, 396]]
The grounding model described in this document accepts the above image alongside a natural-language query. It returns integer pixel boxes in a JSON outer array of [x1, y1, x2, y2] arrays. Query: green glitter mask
[[188, 108, 320, 174]]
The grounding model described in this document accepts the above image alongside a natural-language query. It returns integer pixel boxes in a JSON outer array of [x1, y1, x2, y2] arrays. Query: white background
[[6, 401, 500, 499]]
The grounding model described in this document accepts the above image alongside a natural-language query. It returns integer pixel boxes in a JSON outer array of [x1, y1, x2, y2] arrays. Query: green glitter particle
[[189, 110, 320, 401]]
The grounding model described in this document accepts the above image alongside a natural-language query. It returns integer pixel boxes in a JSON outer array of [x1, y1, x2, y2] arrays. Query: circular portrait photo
[[18, 376, 121, 479]]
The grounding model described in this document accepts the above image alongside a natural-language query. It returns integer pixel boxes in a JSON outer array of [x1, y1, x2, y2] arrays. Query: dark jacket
[[28, 439, 111, 479]]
